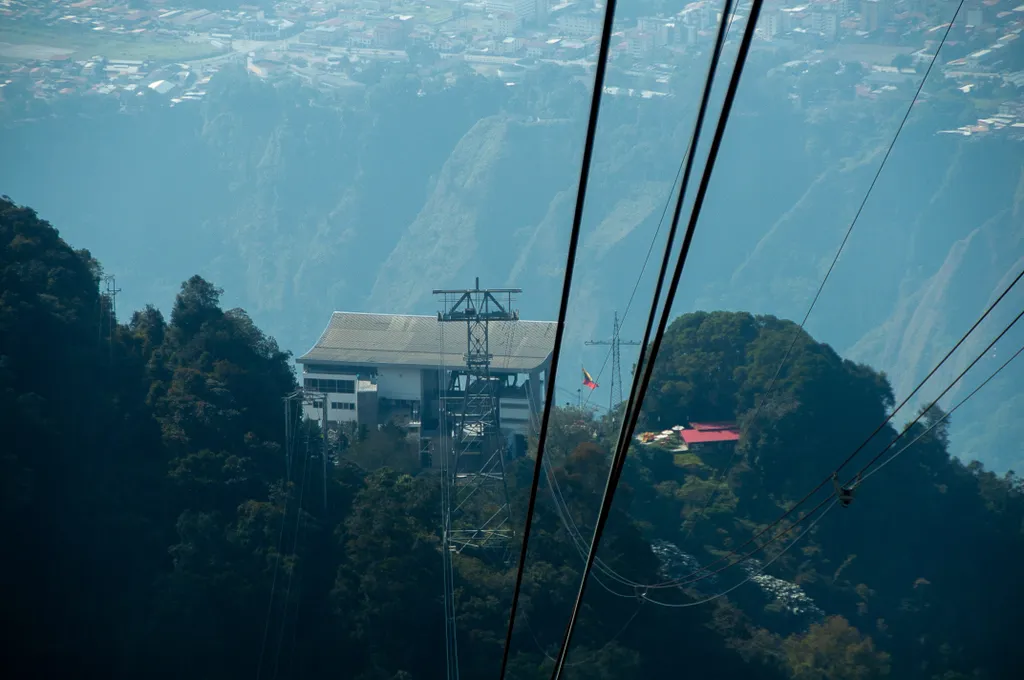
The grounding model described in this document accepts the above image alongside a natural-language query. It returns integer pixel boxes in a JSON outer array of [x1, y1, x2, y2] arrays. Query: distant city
[[1, 0, 1023, 137]]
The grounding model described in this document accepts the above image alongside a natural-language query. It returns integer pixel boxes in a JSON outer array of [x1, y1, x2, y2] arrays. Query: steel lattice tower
[[585, 311, 640, 412], [434, 278, 520, 551]]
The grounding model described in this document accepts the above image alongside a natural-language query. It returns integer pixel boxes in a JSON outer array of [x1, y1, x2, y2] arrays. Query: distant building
[[811, 5, 839, 42], [860, 0, 891, 32], [493, 11, 518, 36], [678, 421, 741, 451], [554, 12, 601, 37], [297, 312, 555, 440], [485, 0, 538, 24]]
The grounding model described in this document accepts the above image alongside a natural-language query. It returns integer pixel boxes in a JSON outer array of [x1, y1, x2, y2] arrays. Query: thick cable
[[562, 2, 1003, 595], [583, 0, 745, 410], [496, 0, 622, 675], [857, 338, 1024, 485], [523, 601, 642, 667], [641, 498, 838, 607], [548, 1, 763, 676], [640, 265, 1024, 589], [645, 332, 1024, 606], [847, 307, 1024, 485], [256, 400, 301, 680], [651, 303, 1024, 591], [677, 328, 1024, 593], [271, 421, 312, 679], [676, 0, 968, 552]]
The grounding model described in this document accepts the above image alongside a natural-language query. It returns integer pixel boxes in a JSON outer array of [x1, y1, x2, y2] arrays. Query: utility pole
[[585, 311, 640, 412], [99, 275, 122, 363], [433, 278, 520, 552]]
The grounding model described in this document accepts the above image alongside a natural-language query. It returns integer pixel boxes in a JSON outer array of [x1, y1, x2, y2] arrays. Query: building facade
[[296, 312, 555, 444]]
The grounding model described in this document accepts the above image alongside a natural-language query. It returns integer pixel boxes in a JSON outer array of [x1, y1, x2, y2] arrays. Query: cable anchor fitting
[[832, 472, 857, 508]]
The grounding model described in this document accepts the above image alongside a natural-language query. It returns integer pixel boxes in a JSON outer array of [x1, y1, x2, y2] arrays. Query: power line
[[438, 323, 459, 680], [582, 156, 682, 409], [271, 414, 314, 680], [847, 306, 1024, 485], [522, 602, 643, 668], [496, 0, 622, 675], [548, 0, 761, 675], [538, 0, 983, 613], [545, 0, 983, 603], [542, 456, 645, 594], [645, 303, 1024, 593], [672, 0, 968, 550], [640, 498, 839, 608], [857, 337, 1024, 485], [582, 0, 745, 410], [256, 398, 304, 680], [653, 318, 1024, 595], [654, 268, 1024, 589]]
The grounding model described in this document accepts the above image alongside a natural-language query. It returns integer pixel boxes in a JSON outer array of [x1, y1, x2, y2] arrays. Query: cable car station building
[[296, 312, 555, 446]]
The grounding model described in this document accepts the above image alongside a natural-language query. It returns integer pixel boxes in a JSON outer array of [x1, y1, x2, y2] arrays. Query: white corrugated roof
[[298, 312, 555, 372]]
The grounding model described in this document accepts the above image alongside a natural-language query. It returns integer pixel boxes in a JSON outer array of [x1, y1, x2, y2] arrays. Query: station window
[[304, 378, 356, 394]]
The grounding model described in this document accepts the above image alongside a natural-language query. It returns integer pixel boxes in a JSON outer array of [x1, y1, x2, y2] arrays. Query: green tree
[[785, 616, 890, 679]]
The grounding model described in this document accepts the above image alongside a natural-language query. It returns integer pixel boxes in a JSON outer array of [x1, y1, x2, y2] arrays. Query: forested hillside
[[3, 198, 1023, 679], [1, 55, 1020, 472]]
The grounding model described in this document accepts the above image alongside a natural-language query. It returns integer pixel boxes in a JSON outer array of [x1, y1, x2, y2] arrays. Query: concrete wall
[[376, 366, 422, 402]]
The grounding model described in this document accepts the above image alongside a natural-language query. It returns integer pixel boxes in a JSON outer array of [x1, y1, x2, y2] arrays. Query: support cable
[[548, 0, 764, 675], [636, 265, 1024, 590], [845, 307, 1024, 486], [634, 331, 1024, 608], [641, 304, 1024, 592], [439, 322, 460, 680], [522, 601, 642, 668], [256, 399, 303, 680], [641, 498, 839, 608], [550, 0, 740, 585], [856, 337, 1024, 486], [583, 0, 745, 410], [271, 420, 312, 680], [496, 0, 622, 674], [676, 0, 968, 547], [549, 0, 992, 603], [643, 323, 1024, 601]]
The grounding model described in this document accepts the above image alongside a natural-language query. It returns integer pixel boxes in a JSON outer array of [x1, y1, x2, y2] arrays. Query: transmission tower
[[585, 311, 640, 412], [434, 278, 520, 552]]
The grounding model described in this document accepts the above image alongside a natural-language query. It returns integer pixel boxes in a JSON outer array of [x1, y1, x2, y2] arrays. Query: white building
[[485, 0, 538, 24], [297, 312, 555, 443]]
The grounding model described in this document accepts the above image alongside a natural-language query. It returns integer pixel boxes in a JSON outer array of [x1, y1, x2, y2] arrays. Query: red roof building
[[678, 421, 740, 445]]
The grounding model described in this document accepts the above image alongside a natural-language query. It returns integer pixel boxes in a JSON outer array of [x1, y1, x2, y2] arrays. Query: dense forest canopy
[[2, 197, 1022, 679]]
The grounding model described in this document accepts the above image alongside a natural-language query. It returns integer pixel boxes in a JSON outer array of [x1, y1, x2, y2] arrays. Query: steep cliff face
[[0, 70, 1019, 470], [366, 114, 580, 312], [842, 140, 1024, 472]]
